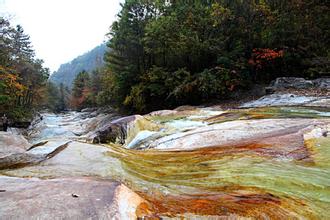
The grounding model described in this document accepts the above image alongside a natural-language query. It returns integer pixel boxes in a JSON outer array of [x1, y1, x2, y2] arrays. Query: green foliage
[[0, 17, 49, 121], [45, 82, 69, 112], [102, 0, 329, 113]]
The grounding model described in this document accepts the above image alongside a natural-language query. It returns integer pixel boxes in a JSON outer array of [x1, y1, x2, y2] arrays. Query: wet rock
[[0, 176, 145, 219], [148, 119, 329, 153], [87, 115, 160, 144], [87, 115, 139, 144]]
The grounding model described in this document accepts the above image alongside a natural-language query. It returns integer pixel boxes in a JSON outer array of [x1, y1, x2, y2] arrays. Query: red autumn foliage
[[248, 48, 284, 70]]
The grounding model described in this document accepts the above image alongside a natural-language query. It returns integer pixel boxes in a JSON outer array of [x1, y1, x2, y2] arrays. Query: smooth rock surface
[[148, 118, 329, 152], [0, 176, 144, 220], [0, 141, 69, 170], [0, 132, 31, 157], [241, 93, 329, 108]]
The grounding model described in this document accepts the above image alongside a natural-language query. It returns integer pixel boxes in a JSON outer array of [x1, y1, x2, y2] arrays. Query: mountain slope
[[49, 44, 107, 88]]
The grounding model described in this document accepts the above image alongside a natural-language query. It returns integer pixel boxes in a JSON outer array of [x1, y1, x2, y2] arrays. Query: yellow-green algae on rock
[[107, 133, 330, 219], [105, 107, 330, 219]]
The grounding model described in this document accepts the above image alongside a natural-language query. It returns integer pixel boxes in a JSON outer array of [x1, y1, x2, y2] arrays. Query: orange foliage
[[0, 66, 26, 96], [248, 48, 284, 70]]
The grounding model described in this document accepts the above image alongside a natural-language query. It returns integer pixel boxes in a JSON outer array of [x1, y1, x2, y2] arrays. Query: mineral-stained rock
[[0, 176, 145, 220], [148, 118, 329, 156]]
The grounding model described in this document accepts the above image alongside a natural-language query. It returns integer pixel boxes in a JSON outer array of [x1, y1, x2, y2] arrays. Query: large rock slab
[[2, 141, 122, 178], [0, 139, 69, 170], [0, 132, 31, 158], [148, 118, 329, 154], [0, 176, 144, 220]]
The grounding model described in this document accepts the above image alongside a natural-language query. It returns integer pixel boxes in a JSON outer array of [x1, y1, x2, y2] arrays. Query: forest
[[72, 0, 329, 113], [0, 18, 49, 121], [1, 0, 329, 119]]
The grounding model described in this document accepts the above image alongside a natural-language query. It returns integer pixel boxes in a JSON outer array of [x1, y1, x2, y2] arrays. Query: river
[[1, 102, 330, 219]]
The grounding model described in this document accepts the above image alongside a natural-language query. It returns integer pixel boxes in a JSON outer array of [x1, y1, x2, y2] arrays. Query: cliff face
[[49, 44, 107, 88]]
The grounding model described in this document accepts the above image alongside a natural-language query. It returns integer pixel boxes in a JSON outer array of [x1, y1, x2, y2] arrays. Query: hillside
[[49, 44, 107, 88]]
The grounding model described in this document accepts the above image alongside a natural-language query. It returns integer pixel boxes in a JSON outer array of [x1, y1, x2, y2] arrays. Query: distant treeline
[[49, 44, 106, 89]]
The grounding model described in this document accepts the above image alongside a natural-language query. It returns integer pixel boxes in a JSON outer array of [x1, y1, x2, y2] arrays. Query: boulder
[[313, 78, 330, 89], [272, 77, 314, 89], [266, 77, 330, 92], [0, 132, 31, 158], [87, 115, 160, 144]]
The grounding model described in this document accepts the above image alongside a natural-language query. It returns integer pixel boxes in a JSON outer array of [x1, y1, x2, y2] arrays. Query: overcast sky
[[0, 0, 123, 72]]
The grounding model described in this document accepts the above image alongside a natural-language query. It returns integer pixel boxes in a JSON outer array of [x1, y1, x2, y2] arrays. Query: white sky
[[0, 0, 123, 72]]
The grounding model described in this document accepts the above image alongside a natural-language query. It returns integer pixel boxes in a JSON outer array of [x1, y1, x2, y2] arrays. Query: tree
[[71, 70, 91, 109], [0, 17, 48, 120], [103, 0, 329, 113]]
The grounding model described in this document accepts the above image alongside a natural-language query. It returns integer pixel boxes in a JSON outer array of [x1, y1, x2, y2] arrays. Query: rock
[[2, 141, 119, 178], [80, 107, 98, 113], [148, 118, 329, 155], [87, 115, 160, 144], [272, 77, 314, 89], [147, 109, 178, 117], [71, 193, 79, 198], [0, 132, 31, 158], [0, 176, 145, 219], [240, 93, 329, 108], [174, 105, 198, 111], [265, 77, 330, 93], [313, 78, 330, 89], [0, 141, 69, 170], [265, 86, 275, 94]]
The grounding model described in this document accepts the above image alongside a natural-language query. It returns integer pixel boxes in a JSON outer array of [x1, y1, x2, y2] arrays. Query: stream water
[[1, 106, 330, 219]]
